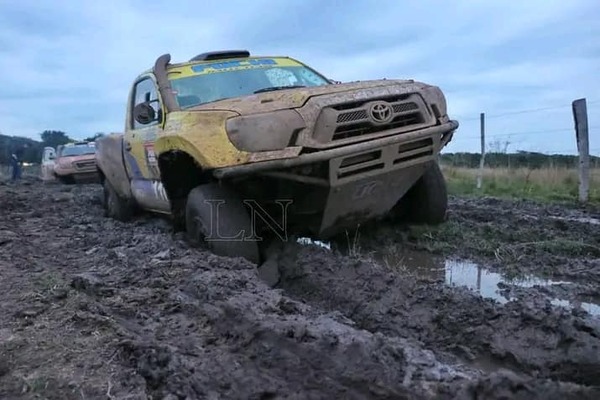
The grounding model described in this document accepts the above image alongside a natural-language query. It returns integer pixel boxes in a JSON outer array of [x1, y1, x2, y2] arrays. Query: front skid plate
[[318, 163, 428, 237]]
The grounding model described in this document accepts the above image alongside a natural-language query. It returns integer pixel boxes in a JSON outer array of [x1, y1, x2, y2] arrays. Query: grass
[[0, 164, 41, 180], [441, 165, 600, 204]]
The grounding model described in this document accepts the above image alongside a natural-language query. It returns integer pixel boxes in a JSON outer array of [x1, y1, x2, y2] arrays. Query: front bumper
[[213, 120, 458, 179]]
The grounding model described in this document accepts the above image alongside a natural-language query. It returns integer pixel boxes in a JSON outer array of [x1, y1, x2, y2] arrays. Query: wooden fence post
[[476, 112, 486, 189], [572, 99, 590, 203]]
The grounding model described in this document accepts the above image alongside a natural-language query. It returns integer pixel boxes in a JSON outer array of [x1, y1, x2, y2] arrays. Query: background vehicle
[[54, 142, 99, 184], [96, 50, 459, 264]]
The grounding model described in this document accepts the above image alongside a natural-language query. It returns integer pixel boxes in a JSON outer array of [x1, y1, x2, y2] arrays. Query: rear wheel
[[391, 161, 448, 224], [103, 179, 135, 222], [185, 183, 261, 264]]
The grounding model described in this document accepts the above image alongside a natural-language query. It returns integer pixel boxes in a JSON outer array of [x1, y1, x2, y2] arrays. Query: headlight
[[225, 109, 306, 152], [421, 86, 447, 119]]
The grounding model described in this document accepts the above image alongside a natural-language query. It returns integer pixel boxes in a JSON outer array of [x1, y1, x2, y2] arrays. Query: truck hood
[[187, 79, 431, 115]]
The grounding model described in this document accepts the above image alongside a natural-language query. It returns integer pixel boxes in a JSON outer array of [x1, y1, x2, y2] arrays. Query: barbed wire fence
[[1, 99, 598, 199], [441, 98, 598, 201]]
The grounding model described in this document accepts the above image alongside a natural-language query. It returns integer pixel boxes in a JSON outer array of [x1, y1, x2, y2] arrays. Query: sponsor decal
[[191, 58, 277, 74], [353, 180, 382, 200], [144, 143, 157, 165], [150, 180, 169, 202]]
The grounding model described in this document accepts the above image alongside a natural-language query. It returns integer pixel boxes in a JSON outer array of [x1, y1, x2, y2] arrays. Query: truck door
[[124, 75, 164, 181]]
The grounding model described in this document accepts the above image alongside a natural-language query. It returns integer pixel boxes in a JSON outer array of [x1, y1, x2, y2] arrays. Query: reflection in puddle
[[376, 249, 600, 316], [297, 237, 331, 249], [550, 299, 600, 316], [550, 216, 600, 225], [445, 260, 573, 305]]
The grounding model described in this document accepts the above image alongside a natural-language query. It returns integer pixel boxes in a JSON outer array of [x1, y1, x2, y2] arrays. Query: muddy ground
[[1, 177, 599, 399]]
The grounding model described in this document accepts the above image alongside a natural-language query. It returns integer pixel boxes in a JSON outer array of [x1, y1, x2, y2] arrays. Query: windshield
[[168, 57, 330, 109], [60, 145, 95, 157]]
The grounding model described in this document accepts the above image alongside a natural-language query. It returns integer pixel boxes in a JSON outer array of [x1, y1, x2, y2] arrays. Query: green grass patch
[[442, 165, 600, 204]]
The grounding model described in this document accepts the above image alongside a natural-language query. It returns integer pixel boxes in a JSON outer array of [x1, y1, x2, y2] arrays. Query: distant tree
[[0, 133, 43, 164], [487, 138, 511, 154], [40, 130, 73, 149]]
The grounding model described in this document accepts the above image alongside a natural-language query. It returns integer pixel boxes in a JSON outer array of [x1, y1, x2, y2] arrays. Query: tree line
[[0, 131, 104, 164], [440, 151, 600, 169], [1, 130, 598, 169]]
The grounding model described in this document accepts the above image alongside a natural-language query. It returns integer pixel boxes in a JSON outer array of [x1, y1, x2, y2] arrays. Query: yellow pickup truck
[[96, 50, 458, 264]]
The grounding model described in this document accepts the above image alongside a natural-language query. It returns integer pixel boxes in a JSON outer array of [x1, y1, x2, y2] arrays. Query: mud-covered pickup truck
[[54, 141, 99, 184], [96, 50, 458, 264]]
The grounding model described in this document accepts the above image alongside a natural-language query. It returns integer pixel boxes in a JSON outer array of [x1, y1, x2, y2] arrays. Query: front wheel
[[185, 183, 261, 265], [390, 162, 448, 225], [58, 175, 75, 185], [103, 179, 135, 222]]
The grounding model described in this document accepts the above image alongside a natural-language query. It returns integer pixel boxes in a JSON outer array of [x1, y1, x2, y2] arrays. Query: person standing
[[10, 145, 26, 181]]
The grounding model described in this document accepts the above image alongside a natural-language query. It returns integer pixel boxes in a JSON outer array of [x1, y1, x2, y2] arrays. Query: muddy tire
[[58, 175, 75, 185], [185, 183, 260, 265], [103, 179, 135, 222], [393, 162, 448, 224]]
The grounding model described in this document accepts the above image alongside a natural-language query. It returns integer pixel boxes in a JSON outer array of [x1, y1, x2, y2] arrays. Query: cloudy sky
[[1, 0, 599, 155]]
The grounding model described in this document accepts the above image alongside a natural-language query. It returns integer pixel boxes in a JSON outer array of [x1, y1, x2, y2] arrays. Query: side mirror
[[133, 102, 157, 125]]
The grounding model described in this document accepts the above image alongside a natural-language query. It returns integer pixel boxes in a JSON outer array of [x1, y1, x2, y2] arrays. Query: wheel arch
[[157, 149, 215, 217]]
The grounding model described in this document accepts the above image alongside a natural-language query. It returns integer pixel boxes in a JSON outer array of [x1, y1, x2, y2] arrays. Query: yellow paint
[[154, 111, 252, 169], [124, 60, 309, 174], [167, 57, 303, 80], [128, 125, 160, 179]]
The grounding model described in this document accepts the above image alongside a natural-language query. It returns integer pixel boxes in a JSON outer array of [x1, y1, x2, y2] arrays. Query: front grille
[[310, 93, 433, 147], [333, 112, 424, 141], [74, 161, 96, 170], [336, 110, 368, 123], [334, 100, 420, 122], [392, 102, 419, 113]]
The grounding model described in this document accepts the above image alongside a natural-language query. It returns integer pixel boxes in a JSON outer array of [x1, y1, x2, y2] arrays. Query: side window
[[132, 78, 162, 129]]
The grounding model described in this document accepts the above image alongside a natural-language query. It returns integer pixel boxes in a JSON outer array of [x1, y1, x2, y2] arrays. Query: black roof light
[[189, 50, 251, 62]]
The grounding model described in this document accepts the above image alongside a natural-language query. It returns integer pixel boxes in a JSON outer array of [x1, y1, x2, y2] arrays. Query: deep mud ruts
[[1, 179, 599, 399]]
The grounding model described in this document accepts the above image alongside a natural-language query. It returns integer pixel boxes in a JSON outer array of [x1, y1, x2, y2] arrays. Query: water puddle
[[550, 216, 600, 225], [289, 238, 600, 317], [375, 249, 600, 317], [549, 299, 600, 316], [297, 237, 331, 250], [444, 259, 574, 304]]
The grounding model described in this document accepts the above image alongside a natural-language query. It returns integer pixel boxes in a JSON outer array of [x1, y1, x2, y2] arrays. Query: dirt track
[[1, 178, 600, 399]]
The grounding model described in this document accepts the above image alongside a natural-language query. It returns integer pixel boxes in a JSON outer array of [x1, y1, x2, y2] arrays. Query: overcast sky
[[1, 0, 599, 155]]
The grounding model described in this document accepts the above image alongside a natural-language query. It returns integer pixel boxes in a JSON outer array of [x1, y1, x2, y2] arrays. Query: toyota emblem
[[368, 101, 393, 124]]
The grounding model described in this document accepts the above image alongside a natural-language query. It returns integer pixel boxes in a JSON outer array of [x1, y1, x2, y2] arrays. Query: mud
[[1, 179, 600, 399]]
